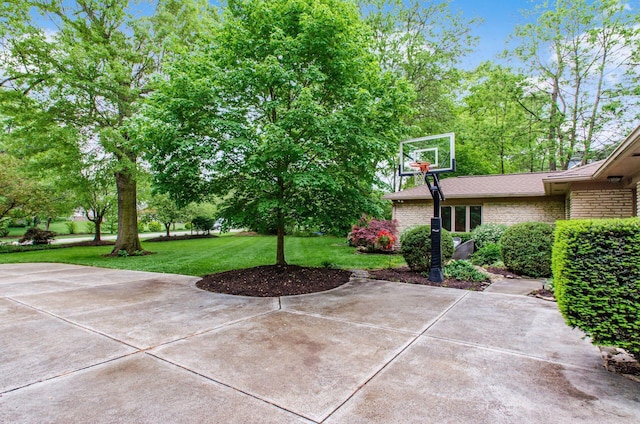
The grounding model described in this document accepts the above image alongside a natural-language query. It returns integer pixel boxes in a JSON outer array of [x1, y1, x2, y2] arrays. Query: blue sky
[[450, 0, 536, 68]]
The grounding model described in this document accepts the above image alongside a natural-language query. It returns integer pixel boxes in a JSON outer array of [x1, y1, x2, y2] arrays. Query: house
[[385, 125, 640, 236]]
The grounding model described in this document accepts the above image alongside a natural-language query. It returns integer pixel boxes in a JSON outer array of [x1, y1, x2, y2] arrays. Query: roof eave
[[593, 125, 640, 179]]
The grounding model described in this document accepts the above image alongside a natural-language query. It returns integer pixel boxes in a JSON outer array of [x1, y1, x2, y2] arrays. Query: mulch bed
[[196, 265, 352, 297], [368, 267, 490, 291], [144, 234, 217, 242]]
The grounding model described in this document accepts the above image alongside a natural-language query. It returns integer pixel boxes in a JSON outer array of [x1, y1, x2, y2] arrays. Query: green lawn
[[0, 235, 406, 276]]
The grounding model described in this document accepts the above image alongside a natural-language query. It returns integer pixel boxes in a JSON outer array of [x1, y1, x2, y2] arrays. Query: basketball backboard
[[399, 133, 455, 176]]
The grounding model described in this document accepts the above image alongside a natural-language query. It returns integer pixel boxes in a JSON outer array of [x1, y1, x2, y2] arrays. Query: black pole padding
[[425, 173, 444, 283]]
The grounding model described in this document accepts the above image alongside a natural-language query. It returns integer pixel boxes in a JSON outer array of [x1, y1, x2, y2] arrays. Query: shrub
[[86, 221, 96, 234], [400, 225, 454, 272], [65, 221, 77, 235], [443, 260, 489, 282], [553, 218, 640, 360], [184, 222, 192, 230], [19, 228, 56, 245], [349, 215, 398, 252], [192, 216, 215, 234], [148, 221, 163, 232], [471, 223, 508, 249], [471, 243, 502, 266], [500, 222, 553, 277], [137, 221, 147, 233], [0, 221, 9, 237]]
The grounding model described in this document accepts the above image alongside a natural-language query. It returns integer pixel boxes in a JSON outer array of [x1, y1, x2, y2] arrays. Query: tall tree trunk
[[275, 208, 286, 266], [111, 170, 142, 255], [94, 218, 102, 242], [547, 79, 560, 171]]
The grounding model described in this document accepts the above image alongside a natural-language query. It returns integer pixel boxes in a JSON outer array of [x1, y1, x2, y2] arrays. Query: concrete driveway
[[1, 263, 638, 423]]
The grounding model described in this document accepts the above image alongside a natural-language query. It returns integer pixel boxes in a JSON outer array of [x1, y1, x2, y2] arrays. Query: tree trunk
[[110, 170, 142, 255], [275, 208, 286, 266], [45, 217, 51, 231], [165, 222, 171, 237], [547, 80, 559, 171], [94, 219, 102, 242]]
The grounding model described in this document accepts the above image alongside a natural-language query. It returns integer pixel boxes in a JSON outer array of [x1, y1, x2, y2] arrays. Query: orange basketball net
[[409, 161, 431, 173]]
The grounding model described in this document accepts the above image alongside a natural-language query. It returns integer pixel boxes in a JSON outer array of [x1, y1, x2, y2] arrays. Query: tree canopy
[[143, 0, 413, 265]]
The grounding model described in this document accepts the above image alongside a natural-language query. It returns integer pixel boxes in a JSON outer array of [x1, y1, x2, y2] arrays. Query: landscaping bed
[[196, 265, 352, 297], [369, 266, 490, 291]]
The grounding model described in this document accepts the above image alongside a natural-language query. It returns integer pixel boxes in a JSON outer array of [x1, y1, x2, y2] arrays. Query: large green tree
[[360, 0, 479, 189], [144, 0, 412, 265], [510, 0, 640, 169], [0, 0, 217, 254], [456, 63, 548, 175]]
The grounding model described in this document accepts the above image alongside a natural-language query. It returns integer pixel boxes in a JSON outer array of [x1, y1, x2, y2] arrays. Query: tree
[[0, 0, 218, 254], [144, 0, 412, 265], [456, 63, 548, 175], [510, 0, 640, 169], [0, 154, 33, 223], [360, 0, 479, 190], [77, 163, 116, 242], [149, 193, 183, 237]]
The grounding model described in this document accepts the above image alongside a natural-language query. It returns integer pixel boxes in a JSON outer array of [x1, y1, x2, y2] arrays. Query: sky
[[450, 0, 538, 68], [27, 0, 638, 70]]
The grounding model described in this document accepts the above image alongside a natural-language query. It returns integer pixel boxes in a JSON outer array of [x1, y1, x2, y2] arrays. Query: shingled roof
[[384, 171, 563, 201]]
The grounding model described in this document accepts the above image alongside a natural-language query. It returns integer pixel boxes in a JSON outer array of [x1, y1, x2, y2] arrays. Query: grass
[[0, 235, 406, 276]]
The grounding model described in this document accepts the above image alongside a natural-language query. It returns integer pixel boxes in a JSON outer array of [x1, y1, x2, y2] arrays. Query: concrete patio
[[1, 263, 638, 423]]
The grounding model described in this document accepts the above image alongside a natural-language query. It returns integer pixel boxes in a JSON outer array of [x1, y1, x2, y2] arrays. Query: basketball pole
[[424, 172, 445, 283]]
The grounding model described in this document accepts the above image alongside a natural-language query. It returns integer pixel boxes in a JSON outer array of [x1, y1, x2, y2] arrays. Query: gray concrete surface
[[1, 263, 638, 423]]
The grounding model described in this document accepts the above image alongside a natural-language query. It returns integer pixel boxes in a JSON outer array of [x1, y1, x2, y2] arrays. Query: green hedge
[[400, 225, 454, 272], [471, 223, 508, 249], [553, 218, 640, 360], [501, 222, 554, 277]]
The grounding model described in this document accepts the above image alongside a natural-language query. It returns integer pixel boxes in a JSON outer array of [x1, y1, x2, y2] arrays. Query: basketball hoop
[[409, 161, 431, 185], [409, 161, 431, 173]]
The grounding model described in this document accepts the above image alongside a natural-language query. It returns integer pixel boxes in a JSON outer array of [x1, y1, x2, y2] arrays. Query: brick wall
[[637, 182, 640, 217], [569, 188, 634, 219], [391, 196, 565, 236], [482, 197, 565, 226], [393, 200, 433, 236]]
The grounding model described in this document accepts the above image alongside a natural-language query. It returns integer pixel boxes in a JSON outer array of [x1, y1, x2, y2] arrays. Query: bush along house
[[385, 125, 640, 237]]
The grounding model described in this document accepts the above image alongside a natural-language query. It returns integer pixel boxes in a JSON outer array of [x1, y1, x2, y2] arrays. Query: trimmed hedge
[[400, 225, 454, 272], [553, 218, 640, 360], [501, 222, 554, 277]]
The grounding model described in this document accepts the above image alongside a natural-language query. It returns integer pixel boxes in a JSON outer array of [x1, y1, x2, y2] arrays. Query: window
[[441, 206, 452, 231], [441, 205, 482, 232]]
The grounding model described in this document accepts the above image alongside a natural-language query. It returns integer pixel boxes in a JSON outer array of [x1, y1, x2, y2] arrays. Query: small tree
[[150, 193, 184, 237]]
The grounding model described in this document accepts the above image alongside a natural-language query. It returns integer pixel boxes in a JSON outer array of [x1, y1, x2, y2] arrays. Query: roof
[[384, 171, 562, 201], [543, 160, 604, 182]]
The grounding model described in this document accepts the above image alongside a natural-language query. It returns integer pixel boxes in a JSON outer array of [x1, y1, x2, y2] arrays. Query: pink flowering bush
[[349, 215, 398, 252]]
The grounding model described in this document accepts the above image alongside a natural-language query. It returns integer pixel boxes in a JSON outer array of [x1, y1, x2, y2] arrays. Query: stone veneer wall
[[569, 187, 634, 219]]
